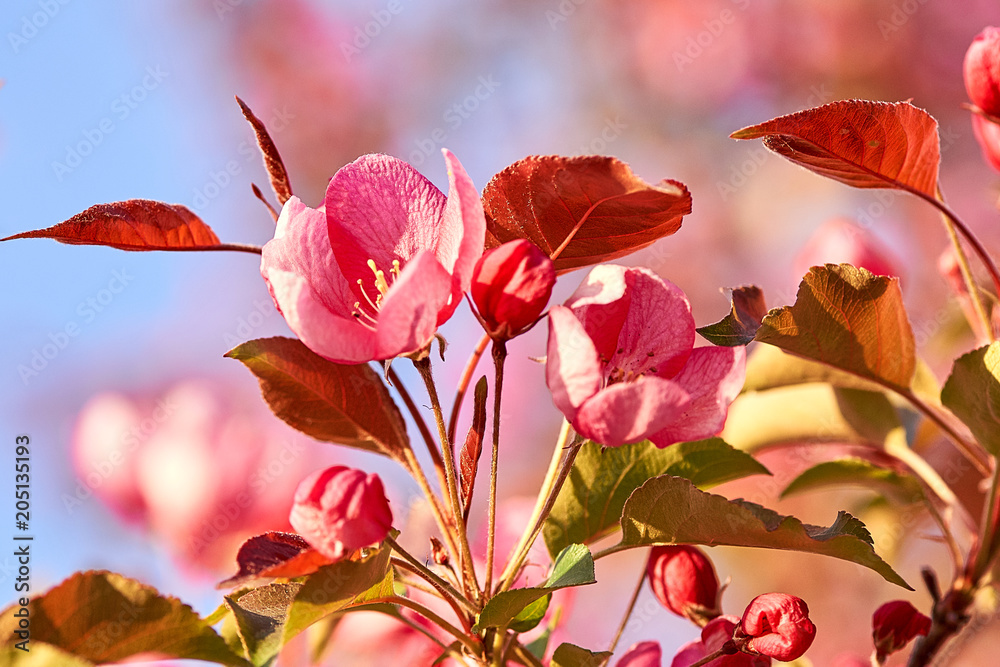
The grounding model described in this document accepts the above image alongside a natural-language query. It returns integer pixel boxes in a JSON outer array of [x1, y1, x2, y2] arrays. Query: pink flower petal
[[546, 305, 603, 420], [648, 346, 746, 447], [262, 197, 376, 363], [439, 148, 487, 322], [575, 377, 690, 446], [373, 250, 453, 360], [325, 154, 448, 305], [617, 641, 662, 667], [563, 264, 632, 360]]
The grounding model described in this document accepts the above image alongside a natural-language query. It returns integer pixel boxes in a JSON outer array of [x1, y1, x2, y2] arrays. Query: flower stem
[[367, 594, 481, 655], [389, 366, 447, 490], [484, 340, 508, 596], [898, 389, 990, 476], [687, 647, 729, 667], [606, 557, 648, 657], [414, 356, 482, 599], [497, 421, 582, 594], [386, 535, 477, 616], [971, 462, 1000, 583], [448, 332, 491, 444]]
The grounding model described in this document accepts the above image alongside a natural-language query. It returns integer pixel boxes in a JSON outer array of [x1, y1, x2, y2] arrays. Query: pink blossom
[[971, 114, 1000, 172], [471, 239, 556, 341], [647, 545, 721, 625], [872, 600, 930, 660], [290, 465, 393, 560], [738, 593, 816, 662], [546, 265, 745, 447], [261, 149, 485, 364], [670, 615, 770, 667], [617, 641, 662, 667], [793, 217, 901, 282], [964, 27, 1000, 117]]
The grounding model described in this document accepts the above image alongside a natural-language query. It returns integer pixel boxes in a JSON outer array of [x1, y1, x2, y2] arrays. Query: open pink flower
[[261, 149, 485, 363], [546, 265, 745, 447], [738, 593, 816, 662], [290, 465, 393, 560]]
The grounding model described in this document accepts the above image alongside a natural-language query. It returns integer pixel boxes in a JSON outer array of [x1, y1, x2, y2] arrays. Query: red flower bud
[[738, 593, 816, 662], [872, 600, 930, 660], [471, 239, 555, 340], [647, 545, 721, 625], [972, 113, 1000, 172], [289, 465, 393, 561], [671, 616, 770, 667], [965, 27, 1000, 117]]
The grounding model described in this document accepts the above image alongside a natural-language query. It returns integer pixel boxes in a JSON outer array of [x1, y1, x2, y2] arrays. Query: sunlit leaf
[[731, 100, 940, 199], [550, 643, 612, 667], [0, 199, 256, 252], [614, 475, 910, 589], [696, 285, 768, 346], [227, 337, 409, 460], [543, 438, 769, 558], [723, 385, 903, 453], [941, 342, 1000, 456], [782, 458, 925, 504], [754, 264, 915, 392], [0, 644, 96, 666], [482, 155, 691, 273], [0, 571, 250, 666], [475, 545, 595, 631], [219, 532, 333, 590], [226, 583, 301, 666]]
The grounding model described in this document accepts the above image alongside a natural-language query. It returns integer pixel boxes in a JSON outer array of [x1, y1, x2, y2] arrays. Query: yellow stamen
[[367, 259, 391, 297]]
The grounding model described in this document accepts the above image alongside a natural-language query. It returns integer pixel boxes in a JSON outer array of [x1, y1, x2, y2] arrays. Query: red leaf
[[696, 285, 768, 346], [218, 532, 333, 589], [236, 96, 293, 206], [1, 199, 259, 253], [482, 155, 691, 274], [460, 376, 488, 520], [226, 337, 410, 460], [731, 100, 940, 199]]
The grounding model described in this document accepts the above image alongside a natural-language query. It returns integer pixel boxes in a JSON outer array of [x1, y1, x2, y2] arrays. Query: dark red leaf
[[697, 285, 768, 346], [237, 96, 293, 206], [460, 376, 488, 521], [731, 100, 940, 199], [482, 155, 691, 274], [226, 337, 410, 461], [1, 199, 259, 253], [218, 532, 333, 589]]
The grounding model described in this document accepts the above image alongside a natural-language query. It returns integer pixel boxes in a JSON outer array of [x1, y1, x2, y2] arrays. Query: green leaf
[[696, 285, 768, 346], [550, 642, 612, 667], [543, 438, 769, 558], [754, 264, 916, 392], [0, 570, 250, 666], [226, 337, 409, 460], [614, 475, 910, 589], [782, 458, 925, 504], [222, 546, 393, 667], [942, 342, 1000, 456], [723, 384, 903, 454], [509, 594, 550, 633], [476, 545, 595, 631]]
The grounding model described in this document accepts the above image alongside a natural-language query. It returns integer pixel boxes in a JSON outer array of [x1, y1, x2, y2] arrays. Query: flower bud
[[671, 616, 770, 667], [965, 27, 1000, 117], [471, 239, 555, 340], [872, 600, 930, 661], [972, 114, 1000, 172], [738, 593, 816, 662], [289, 465, 393, 561], [616, 641, 662, 667], [647, 545, 721, 625]]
